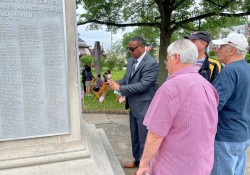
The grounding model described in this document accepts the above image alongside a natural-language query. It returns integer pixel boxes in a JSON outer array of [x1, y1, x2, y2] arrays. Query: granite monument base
[[0, 121, 123, 175]]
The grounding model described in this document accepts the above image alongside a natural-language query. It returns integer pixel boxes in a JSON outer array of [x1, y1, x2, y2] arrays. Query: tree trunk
[[157, 31, 171, 86]]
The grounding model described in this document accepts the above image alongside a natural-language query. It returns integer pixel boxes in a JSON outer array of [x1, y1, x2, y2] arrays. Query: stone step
[[98, 129, 126, 175]]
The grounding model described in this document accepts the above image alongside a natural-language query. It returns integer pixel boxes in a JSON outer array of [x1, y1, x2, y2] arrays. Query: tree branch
[[154, 0, 165, 18], [187, 11, 250, 24], [204, 0, 227, 8], [180, 24, 197, 32], [155, 16, 161, 21], [172, 11, 250, 31], [77, 20, 161, 28]]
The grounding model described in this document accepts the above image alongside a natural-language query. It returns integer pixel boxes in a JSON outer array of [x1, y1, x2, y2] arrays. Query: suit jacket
[[117, 53, 159, 118]]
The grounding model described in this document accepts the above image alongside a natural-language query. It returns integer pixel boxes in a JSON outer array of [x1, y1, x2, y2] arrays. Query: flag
[[119, 96, 126, 104], [99, 94, 105, 103], [81, 89, 84, 99]]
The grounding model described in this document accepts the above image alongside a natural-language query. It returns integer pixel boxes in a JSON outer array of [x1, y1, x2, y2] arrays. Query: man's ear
[[201, 40, 208, 48], [229, 46, 236, 55], [174, 54, 180, 64]]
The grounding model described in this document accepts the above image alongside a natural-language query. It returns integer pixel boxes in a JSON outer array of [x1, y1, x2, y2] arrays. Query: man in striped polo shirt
[[186, 31, 223, 82]]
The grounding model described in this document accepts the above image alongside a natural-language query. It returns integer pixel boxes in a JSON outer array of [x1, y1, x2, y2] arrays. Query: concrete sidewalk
[[83, 113, 250, 175], [83, 113, 135, 175]]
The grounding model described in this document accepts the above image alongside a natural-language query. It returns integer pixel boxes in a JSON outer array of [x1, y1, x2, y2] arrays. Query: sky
[[77, 25, 134, 50], [76, 5, 135, 50]]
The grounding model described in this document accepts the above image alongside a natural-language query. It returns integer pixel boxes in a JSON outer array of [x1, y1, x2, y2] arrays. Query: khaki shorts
[[85, 81, 91, 86]]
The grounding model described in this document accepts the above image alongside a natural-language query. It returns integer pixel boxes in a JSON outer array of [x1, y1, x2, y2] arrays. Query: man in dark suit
[[108, 36, 159, 172]]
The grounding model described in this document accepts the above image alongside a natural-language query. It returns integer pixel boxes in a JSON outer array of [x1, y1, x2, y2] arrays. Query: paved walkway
[[246, 148, 250, 174], [83, 113, 250, 175]]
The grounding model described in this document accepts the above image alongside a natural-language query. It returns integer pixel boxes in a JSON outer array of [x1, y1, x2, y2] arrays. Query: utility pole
[[111, 30, 113, 51], [94, 41, 101, 76]]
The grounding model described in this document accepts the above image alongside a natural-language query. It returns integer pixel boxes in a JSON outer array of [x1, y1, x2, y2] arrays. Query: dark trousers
[[82, 79, 86, 92], [129, 111, 148, 165]]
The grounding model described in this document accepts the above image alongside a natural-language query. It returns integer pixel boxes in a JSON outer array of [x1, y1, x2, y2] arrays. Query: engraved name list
[[0, 0, 69, 141]]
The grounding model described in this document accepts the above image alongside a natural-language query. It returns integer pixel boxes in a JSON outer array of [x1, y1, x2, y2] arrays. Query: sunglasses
[[127, 45, 141, 52]]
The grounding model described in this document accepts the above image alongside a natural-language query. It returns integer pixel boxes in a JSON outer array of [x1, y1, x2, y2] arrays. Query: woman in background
[[85, 65, 93, 96]]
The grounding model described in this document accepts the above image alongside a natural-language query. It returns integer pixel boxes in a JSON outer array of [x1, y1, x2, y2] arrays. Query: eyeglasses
[[214, 44, 229, 50], [128, 45, 141, 52], [164, 54, 175, 65]]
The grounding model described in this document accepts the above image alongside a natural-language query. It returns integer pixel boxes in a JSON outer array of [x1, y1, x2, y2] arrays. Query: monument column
[[0, 1, 119, 174]]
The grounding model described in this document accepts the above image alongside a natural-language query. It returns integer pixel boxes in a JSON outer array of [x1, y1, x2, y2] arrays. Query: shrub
[[209, 51, 216, 56], [116, 58, 125, 71], [245, 54, 250, 63], [80, 55, 94, 67], [100, 56, 106, 69], [105, 53, 117, 71]]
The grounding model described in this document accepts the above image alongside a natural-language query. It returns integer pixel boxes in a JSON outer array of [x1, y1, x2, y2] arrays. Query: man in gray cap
[[186, 31, 223, 82]]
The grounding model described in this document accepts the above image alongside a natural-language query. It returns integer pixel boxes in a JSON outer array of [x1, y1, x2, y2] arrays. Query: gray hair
[[226, 45, 246, 57], [167, 39, 198, 65]]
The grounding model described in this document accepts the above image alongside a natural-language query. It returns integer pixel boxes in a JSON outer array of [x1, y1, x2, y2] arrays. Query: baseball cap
[[212, 33, 248, 52], [185, 31, 211, 43]]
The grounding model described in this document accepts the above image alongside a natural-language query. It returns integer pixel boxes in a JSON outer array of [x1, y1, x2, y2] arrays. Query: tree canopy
[[121, 26, 160, 59], [77, 0, 250, 84]]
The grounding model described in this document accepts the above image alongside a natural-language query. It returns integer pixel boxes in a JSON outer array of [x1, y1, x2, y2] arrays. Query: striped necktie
[[130, 59, 138, 77]]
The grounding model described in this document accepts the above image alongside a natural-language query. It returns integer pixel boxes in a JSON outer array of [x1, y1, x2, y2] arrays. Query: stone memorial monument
[[0, 1, 123, 174]]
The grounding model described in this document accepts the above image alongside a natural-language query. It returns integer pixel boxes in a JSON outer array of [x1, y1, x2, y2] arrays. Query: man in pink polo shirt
[[137, 39, 219, 175]]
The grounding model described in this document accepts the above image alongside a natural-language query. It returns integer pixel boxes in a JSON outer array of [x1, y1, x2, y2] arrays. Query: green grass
[[83, 90, 128, 113], [92, 67, 126, 80], [82, 67, 128, 113]]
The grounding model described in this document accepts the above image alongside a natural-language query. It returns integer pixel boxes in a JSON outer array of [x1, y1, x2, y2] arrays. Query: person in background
[[210, 33, 250, 175], [106, 70, 112, 80], [186, 31, 223, 82], [93, 74, 103, 92], [108, 36, 159, 175], [137, 39, 219, 175], [81, 64, 88, 92], [103, 72, 108, 83], [85, 65, 94, 96]]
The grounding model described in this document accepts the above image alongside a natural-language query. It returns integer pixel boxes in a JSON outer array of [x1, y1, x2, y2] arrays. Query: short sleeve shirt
[[212, 60, 250, 142], [144, 67, 219, 175]]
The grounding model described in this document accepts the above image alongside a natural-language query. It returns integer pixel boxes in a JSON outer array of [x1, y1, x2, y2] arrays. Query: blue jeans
[[210, 140, 250, 175]]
